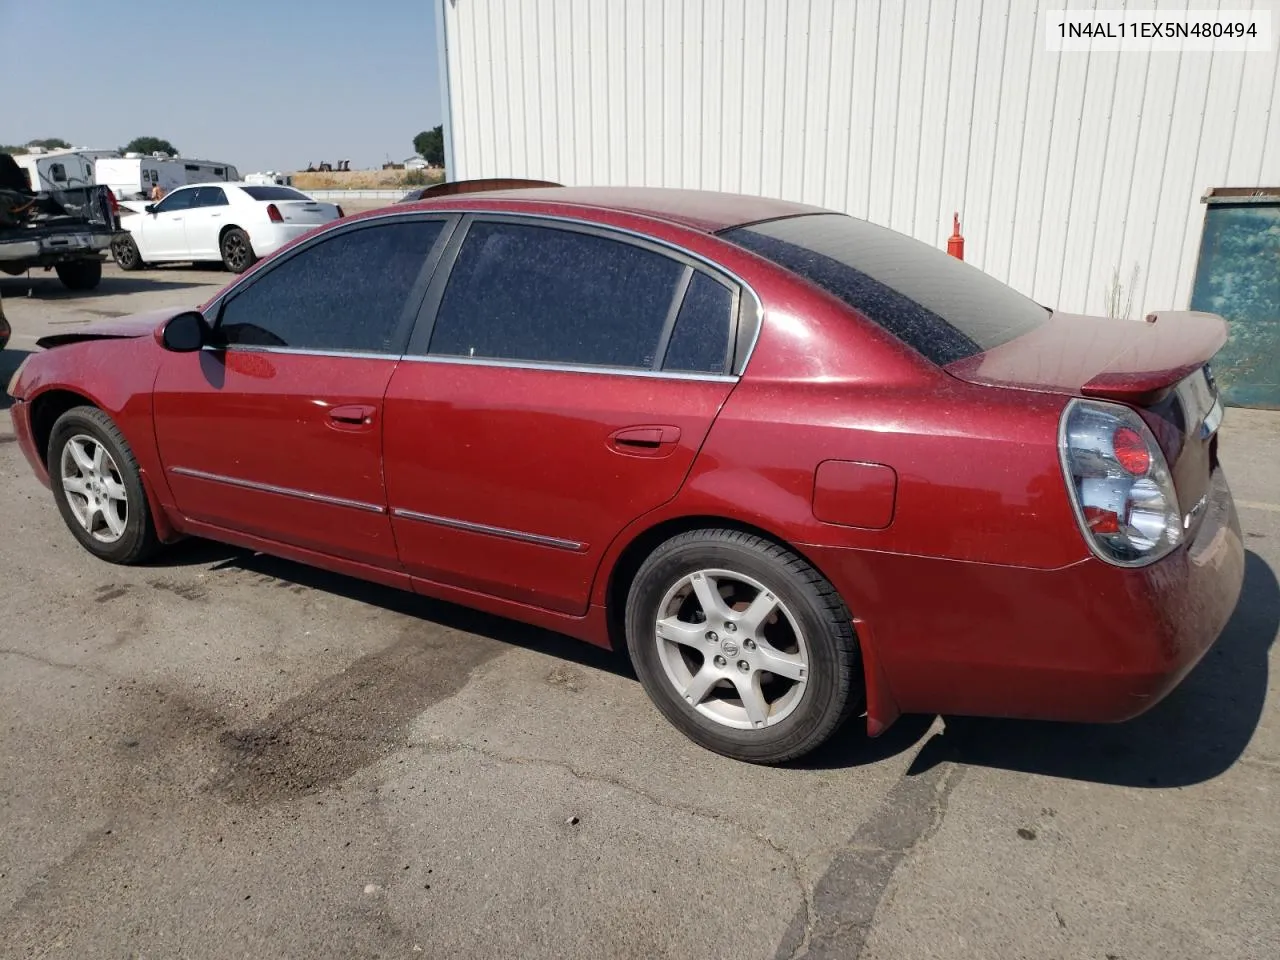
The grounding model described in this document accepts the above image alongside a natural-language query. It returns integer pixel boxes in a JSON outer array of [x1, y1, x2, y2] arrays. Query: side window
[[216, 220, 445, 353], [428, 222, 684, 369], [663, 272, 735, 374], [49, 163, 66, 183], [192, 187, 227, 207], [154, 189, 196, 213]]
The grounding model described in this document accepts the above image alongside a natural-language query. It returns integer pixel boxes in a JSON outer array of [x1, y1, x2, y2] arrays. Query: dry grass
[[292, 169, 445, 190]]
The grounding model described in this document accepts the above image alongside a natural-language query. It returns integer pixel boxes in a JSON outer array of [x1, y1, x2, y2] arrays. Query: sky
[[1, 0, 443, 173]]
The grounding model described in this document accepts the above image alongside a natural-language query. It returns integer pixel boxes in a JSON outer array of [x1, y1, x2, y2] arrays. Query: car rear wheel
[[111, 234, 145, 271], [220, 228, 256, 273], [625, 529, 862, 764], [48, 406, 160, 564], [54, 259, 103, 291]]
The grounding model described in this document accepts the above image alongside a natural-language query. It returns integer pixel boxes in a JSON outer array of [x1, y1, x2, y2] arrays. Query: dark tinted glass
[[242, 186, 312, 201], [217, 220, 443, 353], [154, 189, 197, 212], [663, 273, 734, 374], [721, 213, 1050, 365], [192, 187, 227, 207], [429, 222, 683, 369]]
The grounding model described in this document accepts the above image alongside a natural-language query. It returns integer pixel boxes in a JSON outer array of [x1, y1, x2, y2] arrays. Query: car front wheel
[[48, 406, 160, 564], [625, 529, 863, 764]]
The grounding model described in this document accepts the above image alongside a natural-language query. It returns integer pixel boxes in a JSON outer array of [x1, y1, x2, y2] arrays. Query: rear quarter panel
[[589, 271, 1087, 611]]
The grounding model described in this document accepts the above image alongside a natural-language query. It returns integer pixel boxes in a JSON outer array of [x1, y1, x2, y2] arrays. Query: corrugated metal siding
[[442, 0, 1280, 318]]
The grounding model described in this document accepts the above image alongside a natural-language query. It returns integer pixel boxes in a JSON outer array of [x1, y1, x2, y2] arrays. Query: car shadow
[[0, 274, 215, 300], [177, 541, 633, 680], [152, 539, 1276, 785], [0, 348, 33, 410]]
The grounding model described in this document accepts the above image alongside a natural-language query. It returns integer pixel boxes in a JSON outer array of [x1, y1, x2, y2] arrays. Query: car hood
[[35, 306, 193, 349]]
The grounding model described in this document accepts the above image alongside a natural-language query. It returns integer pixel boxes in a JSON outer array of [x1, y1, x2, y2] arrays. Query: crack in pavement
[[0, 649, 95, 673], [776, 736, 963, 960], [414, 735, 815, 941]]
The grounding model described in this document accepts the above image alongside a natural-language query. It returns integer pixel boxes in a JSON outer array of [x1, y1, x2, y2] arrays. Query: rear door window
[[426, 221, 685, 369], [191, 187, 228, 208], [662, 272, 735, 374], [215, 220, 446, 353]]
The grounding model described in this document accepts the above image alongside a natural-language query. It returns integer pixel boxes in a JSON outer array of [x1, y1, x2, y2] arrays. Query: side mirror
[[161, 311, 209, 352], [145, 204, 156, 214]]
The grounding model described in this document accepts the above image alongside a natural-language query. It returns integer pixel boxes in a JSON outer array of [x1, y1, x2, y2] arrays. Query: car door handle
[[327, 404, 377, 429], [608, 425, 681, 457]]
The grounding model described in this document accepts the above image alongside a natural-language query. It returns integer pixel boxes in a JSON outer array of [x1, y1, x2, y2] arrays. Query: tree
[[413, 126, 445, 166], [0, 138, 72, 154], [123, 136, 178, 157]]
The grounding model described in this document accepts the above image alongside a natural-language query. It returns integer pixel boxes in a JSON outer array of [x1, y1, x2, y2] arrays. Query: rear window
[[720, 213, 1050, 365], [242, 186, 312, 201]]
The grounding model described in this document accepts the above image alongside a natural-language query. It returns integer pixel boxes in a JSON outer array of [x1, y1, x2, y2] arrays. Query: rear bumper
[[0, 231, 112, 268], [807, 466, 1245, 729]]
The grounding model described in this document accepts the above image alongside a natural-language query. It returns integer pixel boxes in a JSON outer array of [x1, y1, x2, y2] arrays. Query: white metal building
[[436, 0, 1280, 320]]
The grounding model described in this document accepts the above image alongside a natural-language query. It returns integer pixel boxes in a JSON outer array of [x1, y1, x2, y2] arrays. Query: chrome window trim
[[168, 466, 386, 514], [397, 353, 738, 383], [199, 206, 767, 376], [391, 507, 585, 552], [200, 344, 400, 362]]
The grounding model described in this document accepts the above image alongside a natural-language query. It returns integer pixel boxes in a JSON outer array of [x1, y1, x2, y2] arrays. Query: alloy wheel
[[223, 234, 249, 271], [654, 568, 810, 730], [60, 434, 129, 543]]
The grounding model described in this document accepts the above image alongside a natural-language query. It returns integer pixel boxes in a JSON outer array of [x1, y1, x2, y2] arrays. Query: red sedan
[[5, 186, 1244, 764]]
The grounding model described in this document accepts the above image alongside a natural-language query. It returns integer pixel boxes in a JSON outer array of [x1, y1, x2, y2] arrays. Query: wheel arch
[[29, 388, 100, 467], [30, 387, 182, 544], [599, 513, 898, 737], [602, 514, 837, 644]]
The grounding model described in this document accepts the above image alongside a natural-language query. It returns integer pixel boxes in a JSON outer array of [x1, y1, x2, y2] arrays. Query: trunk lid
[[946, 309, 1228, 533], [271, 201, 338, 225]]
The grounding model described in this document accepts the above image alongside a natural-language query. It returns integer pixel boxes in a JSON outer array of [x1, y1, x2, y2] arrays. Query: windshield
[[721, 213, 1051, 365], [242, 186, 312, 201]]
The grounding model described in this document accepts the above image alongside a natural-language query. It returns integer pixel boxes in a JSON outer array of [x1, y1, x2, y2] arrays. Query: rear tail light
[[1060, 399, 1182, 567], [266, 203, 283, 223]]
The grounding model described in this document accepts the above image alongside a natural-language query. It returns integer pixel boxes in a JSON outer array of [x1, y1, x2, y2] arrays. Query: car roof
[[409, 185, 829, 234]]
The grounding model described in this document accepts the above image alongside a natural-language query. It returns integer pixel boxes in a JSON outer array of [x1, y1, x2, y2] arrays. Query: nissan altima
[[6, 185, 1244, 764]]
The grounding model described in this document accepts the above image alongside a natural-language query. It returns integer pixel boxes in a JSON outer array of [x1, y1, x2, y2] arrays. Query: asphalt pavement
[[1, 263, 1277, 960]]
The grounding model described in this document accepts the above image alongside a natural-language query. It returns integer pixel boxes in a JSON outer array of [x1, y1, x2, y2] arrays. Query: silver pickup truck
[[1, 151, 121, 292]]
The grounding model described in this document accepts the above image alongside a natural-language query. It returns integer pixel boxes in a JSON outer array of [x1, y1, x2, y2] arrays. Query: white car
[[112, 182, 343, 274]]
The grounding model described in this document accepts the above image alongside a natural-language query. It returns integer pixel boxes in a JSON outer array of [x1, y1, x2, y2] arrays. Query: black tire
[[625, 529, 862, 764], [47, 406, 161, 564], [111, 234, 144, 271], [220, 227, 256, 273], [54, 259, 103, 291]]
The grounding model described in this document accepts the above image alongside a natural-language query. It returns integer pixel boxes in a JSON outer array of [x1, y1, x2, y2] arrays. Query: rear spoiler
[[417, 178, 561, 198]]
